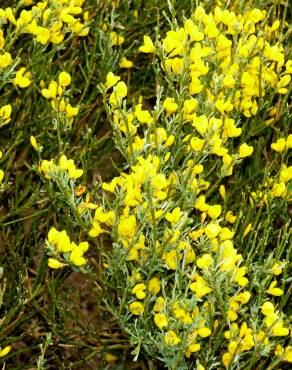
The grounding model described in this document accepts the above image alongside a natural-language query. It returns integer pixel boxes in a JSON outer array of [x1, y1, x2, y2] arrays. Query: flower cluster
[[0, 104, 12, 127], [0, 1, 90, 101], [40, 154, 83, 180], [46, 227, 89, 268], [0, 0, 88, 47], [250, 163, 292, 205], [41, 71, 79, 124]]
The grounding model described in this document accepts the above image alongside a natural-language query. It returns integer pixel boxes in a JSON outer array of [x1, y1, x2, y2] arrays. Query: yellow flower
[[117, 215, 136, 239], [204, 21, 219, 38], [164, 330, 181, 346], [205, 223, 221, 238], [274, 344, 284, 356], [163, 29, 186, 56], [266, 316, 280, 332], [148, 277, 161, 295], [50, 31, 65, 44], [71, 21, 89, 37], [75, 185, 87, 197], [0, 52, 12, 69], [239, 143, 254, 158], [109, 81, 127, 105], [207, 204, 222, 219], [184, 19, 204, 41], [43, 9, 51, 21], [189, 228, 204, 240], [195, 195, 209, 212], [271, 138, 286, 152], [280, 164, 292, 183], [220, 227, 234, 240], [41, 81, 58, 99], [30, 136, 39, 150], [179, 241, 195, 263], [222, 74, 235, 88], [135, 104, 153, 124], [66, 104, 79, 117], [5, 8, 16, 25], [190, 274, 212, 298], [165, 57, 184, 74], [219, 184, 226, 199], [240, 332, 254, 351], [153, 296, 165, 312], [192, 115, 209, 135], [163, 97, 178, 115], [129, 301, 144, 315], [189, 76, 203, 94], [36, 27, 50, 45], [132, 283, 147, 299], [271, 182, 286, 197], [283, 346, 292, 363], [172, 302, 192, 324], [249, 8, 264, 23], [197, 327, 211, 338], [0, 170, 4, 183], [165, 135, 175, 147], [190, 137, 204, 151], [233, 291, 251, 304], [267, 281, 283, 296], [196, 254, 212, 269], [139, 35, 155, 53], [225, 211, 236, 223], [13, 67, 32, 88], [154, 313, 168, 330], [68, 165, 83, 179], [187, 343, 201, 353], [277, 75, 291, 94], [48, 228, 73, 253], [183, 98, 198, 118], [102, 179, 117, 193], [0, 346, 11, 357], [119, 57, 133, 68], [0, 104, 12, 125], [163, 250, 180, 270], [110, 31, 125, 46], [106, 72, 120, 89], [243, 223, 252, 237], [48, 258, 66, 269], [256, 330, 269, 346], [271, 262, 282, 276], [165, 207, 181, 224], [69, 242, 89, 266], [47, 227, 61, 244], [104, 352, 118, 363], [227, 310, 238, 321], [60, 10, 76, 23], [215, 98, 233, 113], [234, 266, 248, 287], [59, 71, 71, 87], [271, 321, 289, 336], [286, 134, 292, 148], [222, 352, 233, 367]]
